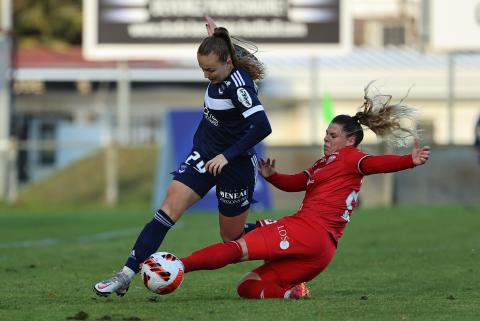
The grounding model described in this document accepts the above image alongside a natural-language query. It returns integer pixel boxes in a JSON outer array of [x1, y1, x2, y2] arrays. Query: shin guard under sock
[[125, 210, 174, 273], [237, 279, 288, 299], [181, 241, 242, 273]]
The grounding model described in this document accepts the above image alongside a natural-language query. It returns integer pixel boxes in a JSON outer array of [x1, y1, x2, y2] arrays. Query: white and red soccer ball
[[141, 252, 184, 295]]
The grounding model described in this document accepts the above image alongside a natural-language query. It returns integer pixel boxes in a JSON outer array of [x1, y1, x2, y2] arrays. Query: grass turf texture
[[0, 205, 478, 321]]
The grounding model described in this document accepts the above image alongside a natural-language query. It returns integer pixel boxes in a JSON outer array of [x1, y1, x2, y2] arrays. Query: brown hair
[[333, 82, 418, 147], [197, 27, 265, 81]]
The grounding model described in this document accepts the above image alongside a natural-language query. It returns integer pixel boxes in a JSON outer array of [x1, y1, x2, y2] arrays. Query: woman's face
[[197, 52, 233, 84], [323, 123, 355, 156]]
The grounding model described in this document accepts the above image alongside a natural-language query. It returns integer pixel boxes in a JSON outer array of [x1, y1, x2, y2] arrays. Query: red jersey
[[267, 146, 415, 242]]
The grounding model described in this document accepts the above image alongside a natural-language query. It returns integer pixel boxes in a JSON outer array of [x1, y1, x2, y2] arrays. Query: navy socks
[[125, 210, 174, 273]]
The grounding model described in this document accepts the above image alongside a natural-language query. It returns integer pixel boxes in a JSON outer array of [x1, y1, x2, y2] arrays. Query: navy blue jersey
[[193, 67, 265, 160]]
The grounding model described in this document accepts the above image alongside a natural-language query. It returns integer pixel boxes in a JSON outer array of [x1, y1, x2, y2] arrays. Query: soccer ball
[[140, 252, 184, 295]]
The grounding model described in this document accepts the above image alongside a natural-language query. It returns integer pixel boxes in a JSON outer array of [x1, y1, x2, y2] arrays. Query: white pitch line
[[0, 238, 57, 249], [77, 228, 140, 243], [0, 221, 185, 249]]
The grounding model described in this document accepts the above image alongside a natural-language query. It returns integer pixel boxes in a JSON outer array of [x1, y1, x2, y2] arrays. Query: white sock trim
[[122, 266, 135, 280]]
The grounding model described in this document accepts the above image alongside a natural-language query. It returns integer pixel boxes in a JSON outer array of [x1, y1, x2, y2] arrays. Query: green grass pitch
[[0, 204, 479, 321]]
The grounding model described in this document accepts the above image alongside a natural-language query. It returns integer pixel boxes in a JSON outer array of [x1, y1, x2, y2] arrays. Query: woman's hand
[[205, 154, 229, 176], [411, 139, 431, 166], [259, 158, 277, 178], [205, 16, 217, 36]]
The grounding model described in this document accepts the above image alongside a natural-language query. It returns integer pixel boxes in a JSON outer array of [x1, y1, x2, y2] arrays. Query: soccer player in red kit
[[178, 84, 431, 299]]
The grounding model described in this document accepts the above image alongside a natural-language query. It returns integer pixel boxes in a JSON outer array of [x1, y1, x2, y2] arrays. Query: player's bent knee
[[238, 271, 261, 286], [159, 203, 181, 222], [160, 181, 201, 220], [219, 223, 245, 242], [237, 279, 255, 298], [236, 277, 261, 299], [220, 230, 243, 242], [160, 196, 195, 221], [219, 210, 249, 242]]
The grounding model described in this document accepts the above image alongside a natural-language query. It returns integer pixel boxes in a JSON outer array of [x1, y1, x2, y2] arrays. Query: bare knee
[[160, 199, 183, 221], [218, 210, 249, 242], [220, 229, 243, 242], [160, 181, 200, 221]]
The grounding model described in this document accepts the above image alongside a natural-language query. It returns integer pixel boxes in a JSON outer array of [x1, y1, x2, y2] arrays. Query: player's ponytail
[[197, 27, 265, 81], [356, 82, 418, 146], [232, 40, 265, 81], [332, 82, 418, 147]]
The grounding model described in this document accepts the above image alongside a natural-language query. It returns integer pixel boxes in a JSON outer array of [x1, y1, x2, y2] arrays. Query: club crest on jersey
[[237, 88, 252, 108]]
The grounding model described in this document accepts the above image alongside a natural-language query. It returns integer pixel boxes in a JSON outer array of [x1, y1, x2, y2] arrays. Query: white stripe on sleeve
[[234, 71, 245, 86], [242, 105, 264, 118], [357, 155, 371, 175], [231, 74, 240, 87]]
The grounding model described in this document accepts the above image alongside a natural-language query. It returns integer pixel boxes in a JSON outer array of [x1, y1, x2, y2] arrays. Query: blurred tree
[[13, 0, 82, 48]]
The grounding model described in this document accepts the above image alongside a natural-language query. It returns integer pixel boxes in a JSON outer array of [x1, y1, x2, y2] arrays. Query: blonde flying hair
[[335, 81, 419, 147]]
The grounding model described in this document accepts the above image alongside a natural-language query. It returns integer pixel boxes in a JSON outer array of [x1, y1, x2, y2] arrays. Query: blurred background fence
[[0, 0, 479, 209]]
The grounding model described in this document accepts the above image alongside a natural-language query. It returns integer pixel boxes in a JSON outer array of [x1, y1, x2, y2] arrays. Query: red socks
[[181, 241, 294, 299], [237, 279, 289, 299], [181, 241, 242, 273]]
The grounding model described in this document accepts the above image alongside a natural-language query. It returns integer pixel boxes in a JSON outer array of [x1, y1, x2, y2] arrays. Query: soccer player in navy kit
[[177, 84, 431, 299], [94, 20, 271, 297]]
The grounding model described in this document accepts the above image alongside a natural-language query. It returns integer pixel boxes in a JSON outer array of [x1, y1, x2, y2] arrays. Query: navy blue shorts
[[172, 149, 258, 217]]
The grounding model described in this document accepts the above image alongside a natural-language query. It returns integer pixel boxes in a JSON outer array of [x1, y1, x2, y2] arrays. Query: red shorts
[[242, 215, 336, 288]]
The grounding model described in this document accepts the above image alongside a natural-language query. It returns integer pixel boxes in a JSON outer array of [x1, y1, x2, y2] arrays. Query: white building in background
[[11, 0, 480, 183], [261, 0, 480, 145], [261, 49, 480, 146], [351, 0, 422, 47]]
